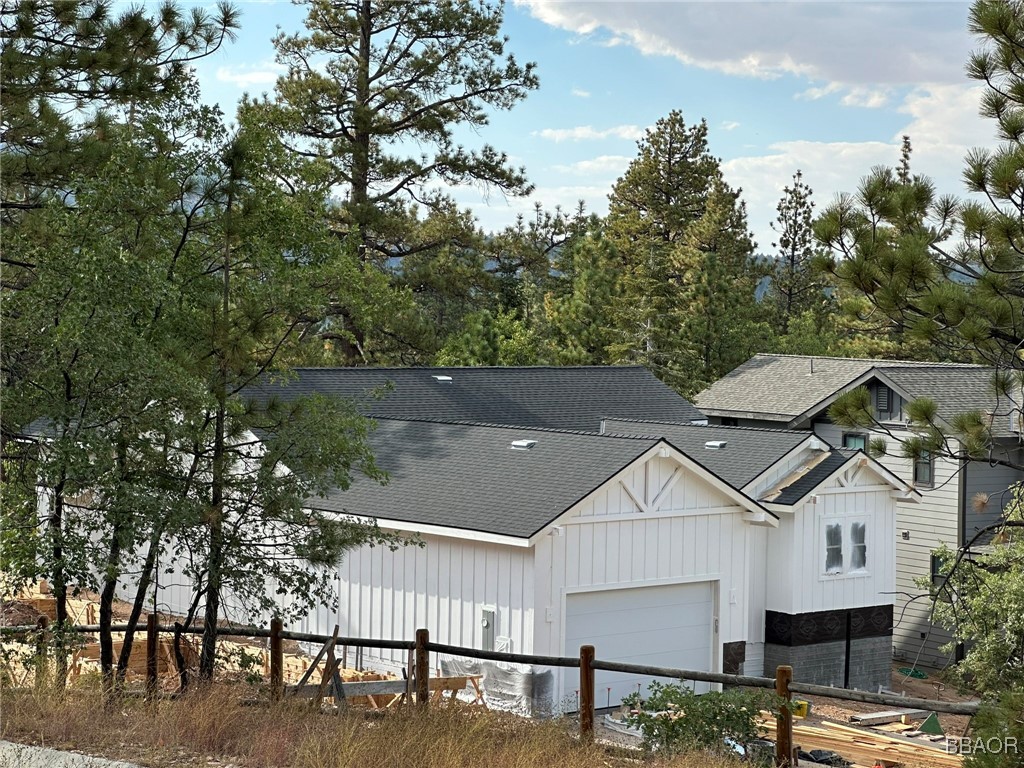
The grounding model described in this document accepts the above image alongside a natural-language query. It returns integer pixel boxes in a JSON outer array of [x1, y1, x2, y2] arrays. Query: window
[[842, 433, 867, 451], [720, 417, 739, 427], [850, 522, 867, 570], [825, 523, 844, 573], [822, 518, 869, 576], [914, 451, 934, 486]]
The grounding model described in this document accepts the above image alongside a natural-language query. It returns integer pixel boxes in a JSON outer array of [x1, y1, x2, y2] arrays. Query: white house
[[695, 353, 1023, 669], [227, 367, 918, 712]]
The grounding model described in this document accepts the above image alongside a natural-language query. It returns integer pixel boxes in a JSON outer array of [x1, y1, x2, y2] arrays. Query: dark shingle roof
[[309, 419, 661, 538], [249, 366, 703, 432], [695, 354, 987, 422], [601, 418, 814, 488], [771, 449, 859, 505]]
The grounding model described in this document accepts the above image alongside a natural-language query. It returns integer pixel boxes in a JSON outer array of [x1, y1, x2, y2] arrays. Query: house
[[695, 353, 1024, 669], [229, 366, 916, 712]]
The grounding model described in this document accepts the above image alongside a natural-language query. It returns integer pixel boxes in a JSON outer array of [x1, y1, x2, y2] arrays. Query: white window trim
[[819, 514, 871, 580]]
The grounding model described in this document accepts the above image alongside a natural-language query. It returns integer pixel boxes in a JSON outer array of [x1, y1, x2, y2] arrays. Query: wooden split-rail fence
[[1, 618, 981, 767]]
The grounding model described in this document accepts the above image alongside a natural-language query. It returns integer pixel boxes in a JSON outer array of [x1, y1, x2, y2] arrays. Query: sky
[[188, 0, 995, 254]]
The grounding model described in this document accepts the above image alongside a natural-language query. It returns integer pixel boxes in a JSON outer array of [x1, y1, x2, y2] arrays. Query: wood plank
[[850, 709, 928, 726]]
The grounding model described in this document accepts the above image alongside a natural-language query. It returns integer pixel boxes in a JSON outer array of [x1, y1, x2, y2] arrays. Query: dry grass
[[0, 683, 745, 768]]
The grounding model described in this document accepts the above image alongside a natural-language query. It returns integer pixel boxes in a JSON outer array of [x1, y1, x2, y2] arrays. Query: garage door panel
[[580, 626, 709, 658], [564, 582, 714, 708], [568, 585, 711, 613], [571, 605, 709, 635]]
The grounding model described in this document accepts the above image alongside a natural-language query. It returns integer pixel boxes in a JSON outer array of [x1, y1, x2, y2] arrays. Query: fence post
[[270, 617, 283, 702], [415, 628, 429, 707], [579, 645, 595, 741], [775, 665, 793, 768], [146, 613, 159, 699]]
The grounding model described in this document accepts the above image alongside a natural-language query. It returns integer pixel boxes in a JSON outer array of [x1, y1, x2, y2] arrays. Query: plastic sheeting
[[438, 655, 555, 717]]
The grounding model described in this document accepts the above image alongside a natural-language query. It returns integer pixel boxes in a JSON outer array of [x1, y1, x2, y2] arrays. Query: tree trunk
[[49, 475, 69, 690], [98, 523, 123, 695], [199, 157, 236, 681], [352, 0, 372, 255], [115, 526, 163, 685]]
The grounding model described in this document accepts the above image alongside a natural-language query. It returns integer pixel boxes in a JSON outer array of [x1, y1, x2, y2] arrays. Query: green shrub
[[623, 682, 781, 764]]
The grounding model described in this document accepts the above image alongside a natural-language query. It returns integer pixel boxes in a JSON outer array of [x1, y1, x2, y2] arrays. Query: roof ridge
[[603, 416, 810, 436], [370, 415, 664, 441], [752, 353, 986, 368]]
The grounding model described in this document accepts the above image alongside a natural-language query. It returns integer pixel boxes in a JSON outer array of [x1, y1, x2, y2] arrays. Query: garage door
[[564, 582, 714, 708]]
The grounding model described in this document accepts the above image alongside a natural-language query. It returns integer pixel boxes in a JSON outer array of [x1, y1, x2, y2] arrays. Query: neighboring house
[[246, 368, 913, 710], [695, 353, 1024, 669]]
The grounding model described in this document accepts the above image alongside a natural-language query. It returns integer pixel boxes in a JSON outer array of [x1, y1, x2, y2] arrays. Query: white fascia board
[[320, 510, 531, 548], [741, 434, 832, 497]]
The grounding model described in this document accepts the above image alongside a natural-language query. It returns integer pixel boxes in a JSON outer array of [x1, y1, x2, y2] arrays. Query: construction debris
[[760, 718, 962, 767]]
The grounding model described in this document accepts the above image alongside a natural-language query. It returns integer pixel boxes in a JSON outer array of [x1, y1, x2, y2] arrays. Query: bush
[[623, 682, 781, 764], [963, 692, 1024, 768]]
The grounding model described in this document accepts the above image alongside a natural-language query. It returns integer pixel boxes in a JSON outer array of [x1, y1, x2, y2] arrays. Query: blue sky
[[189, 1, 992, 252]]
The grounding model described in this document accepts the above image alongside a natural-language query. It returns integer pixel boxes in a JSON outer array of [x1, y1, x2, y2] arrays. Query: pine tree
[[605, 111, 763, 393], [672, 179, 771, 391], [767, 170, 831, 334], [543, 230, 622, 365], [253, 0, 537, 258]]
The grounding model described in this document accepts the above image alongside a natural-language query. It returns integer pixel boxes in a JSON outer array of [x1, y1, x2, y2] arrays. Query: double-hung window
[[822, 517, 869, 576], [914, 451, 934, 486]]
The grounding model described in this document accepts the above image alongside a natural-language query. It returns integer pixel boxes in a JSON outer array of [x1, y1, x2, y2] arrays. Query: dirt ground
[[798, 663, 977, 737]]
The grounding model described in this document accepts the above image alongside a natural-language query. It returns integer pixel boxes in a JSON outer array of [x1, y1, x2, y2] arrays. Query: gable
[[761, 450, 918, 509], [569, 454, 744, 520]]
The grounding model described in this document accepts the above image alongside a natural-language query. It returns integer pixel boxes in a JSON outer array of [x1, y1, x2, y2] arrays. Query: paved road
[[0, 741, 140, 768]]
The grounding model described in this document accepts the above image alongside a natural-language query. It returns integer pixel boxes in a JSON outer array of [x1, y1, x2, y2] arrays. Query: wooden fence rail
[[2, 619, 982, 767]]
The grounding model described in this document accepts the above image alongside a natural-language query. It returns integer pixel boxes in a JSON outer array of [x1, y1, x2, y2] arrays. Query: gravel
[[0, 741, 141, 768]]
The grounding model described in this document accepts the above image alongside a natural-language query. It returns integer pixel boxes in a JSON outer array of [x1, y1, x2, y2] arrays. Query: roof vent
[[510, 439, 537, 451], [704, 440, 727, 450], [431, 375, 453, 383]]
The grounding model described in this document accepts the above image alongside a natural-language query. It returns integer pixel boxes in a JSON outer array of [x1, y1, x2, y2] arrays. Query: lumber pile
[[75, 633, 199, 680], [760, 718, 961, 768]]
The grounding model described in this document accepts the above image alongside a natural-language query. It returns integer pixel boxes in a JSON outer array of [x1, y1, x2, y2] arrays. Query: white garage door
[[564, 582, 714, 708]]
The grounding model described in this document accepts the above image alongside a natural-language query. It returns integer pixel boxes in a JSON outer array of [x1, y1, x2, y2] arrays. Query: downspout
[[959, 456, 967, 549]]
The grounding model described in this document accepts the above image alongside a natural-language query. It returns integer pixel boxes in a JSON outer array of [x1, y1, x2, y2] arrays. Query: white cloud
[[721, 120, 741, 132], [215, 63, 283, 89], [516, 1, 972, 102], [533, 124, 645, 142], [552, 155, 631, 176], [840, 87, 892, 109], [723, 83, 994, 253], [797, 82, 842, 101], [571, 87, 591, 98]]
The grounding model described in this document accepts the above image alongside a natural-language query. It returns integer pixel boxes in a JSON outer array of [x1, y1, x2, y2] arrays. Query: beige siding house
[[696, 353, 1023, 670]]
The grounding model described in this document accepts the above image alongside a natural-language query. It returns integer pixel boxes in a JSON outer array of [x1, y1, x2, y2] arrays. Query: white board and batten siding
[[329, 535, 535, 676], [534, 453, 760, 706], [767, 469, 895, 616], [814, 421, 959, 668]]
